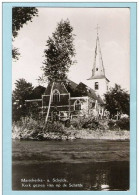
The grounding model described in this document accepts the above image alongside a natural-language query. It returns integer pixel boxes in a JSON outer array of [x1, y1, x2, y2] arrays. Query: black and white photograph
[[12, 7, 130, 191]]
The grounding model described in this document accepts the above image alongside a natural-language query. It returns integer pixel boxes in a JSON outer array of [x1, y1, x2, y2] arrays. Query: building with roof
[[25, 26, 109, 119], [26, 80, 105, 119]]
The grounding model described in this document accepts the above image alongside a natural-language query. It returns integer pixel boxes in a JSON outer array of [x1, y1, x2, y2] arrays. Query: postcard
[[2, 2, 137, 195]]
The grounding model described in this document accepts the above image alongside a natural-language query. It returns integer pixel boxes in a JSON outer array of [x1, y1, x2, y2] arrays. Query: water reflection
[[12, 161, 129, 191], [93, 169, 110, 190], [12, 140, 129, 191]]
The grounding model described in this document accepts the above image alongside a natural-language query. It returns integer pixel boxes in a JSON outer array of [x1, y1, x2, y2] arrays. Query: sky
[[12, 7, 130, 91]]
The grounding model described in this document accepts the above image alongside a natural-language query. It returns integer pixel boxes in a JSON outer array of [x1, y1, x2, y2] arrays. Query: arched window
[[92, 102, 95, 108], [52, 89, 60, 102], [74, 100, 81, 111]]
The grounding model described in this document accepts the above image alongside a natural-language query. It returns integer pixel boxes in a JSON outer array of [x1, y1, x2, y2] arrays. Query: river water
[[12, 139, 129, 191]]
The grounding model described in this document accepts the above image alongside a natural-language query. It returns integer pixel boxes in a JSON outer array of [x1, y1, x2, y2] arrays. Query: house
[[25, 28, 110, 120]]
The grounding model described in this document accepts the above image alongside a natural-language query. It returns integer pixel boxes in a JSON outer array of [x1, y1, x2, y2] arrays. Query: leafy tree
[[104, 84, 130, 118], [12, 7, 38, 37], [12, 79, 34, 121], [42, 19, 76, 124], [12, 47, 20, 61], [12, 7, 38, 60], [32, 85, 46, 99], [42, 19, 76, 82]]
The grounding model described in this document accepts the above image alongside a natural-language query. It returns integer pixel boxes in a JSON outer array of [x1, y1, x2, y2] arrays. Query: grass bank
[[12, 116, 130, 141]]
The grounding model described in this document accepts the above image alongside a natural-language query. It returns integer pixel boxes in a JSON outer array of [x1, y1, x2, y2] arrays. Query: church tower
[[87, 25, 109, 99]]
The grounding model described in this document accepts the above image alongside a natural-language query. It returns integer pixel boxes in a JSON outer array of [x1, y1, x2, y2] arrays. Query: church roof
[[88, 75, 110, 82], [88, 25, 109, 82], [44, 81, 69, 95], [66, 79, 78, 89], [75, 82, 104, 104], [44, 80, 104, 104]]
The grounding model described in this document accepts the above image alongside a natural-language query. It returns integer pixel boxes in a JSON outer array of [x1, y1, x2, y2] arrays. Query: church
[[25, 28, 110, 120]]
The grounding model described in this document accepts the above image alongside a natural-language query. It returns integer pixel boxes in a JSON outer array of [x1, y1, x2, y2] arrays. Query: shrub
[[70, 117, 81, 129], [116, 117, 130, 130], [13, 117, 66, 133], [44, 121, 65, 133], [12, 117, 68, 140], [108, 117, 130, 130], [108, 120, 115, 129], [81, 117, 99, 129], [108, 119, 119, 130], [13, 116, 44, 132], [70, 116, 102, 130]]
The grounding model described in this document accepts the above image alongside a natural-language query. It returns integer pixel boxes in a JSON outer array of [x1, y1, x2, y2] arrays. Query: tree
[[104, 84, 130, 118], [12, 7, 38, 38], [42, 19, 76, 125], [12, 47, 20, 61], [32, 85, 46, 99], [12, 7, 38, 60], [12, 79, 34, 121], [42, 19, 76, 81]]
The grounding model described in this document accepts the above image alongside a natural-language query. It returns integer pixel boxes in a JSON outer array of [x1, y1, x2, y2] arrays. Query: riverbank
[[12, 116, 130, 141], [12, 125, 130, 140]]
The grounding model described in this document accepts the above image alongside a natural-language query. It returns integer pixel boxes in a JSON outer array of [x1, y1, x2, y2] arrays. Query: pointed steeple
[[88, 25, 106, 80]]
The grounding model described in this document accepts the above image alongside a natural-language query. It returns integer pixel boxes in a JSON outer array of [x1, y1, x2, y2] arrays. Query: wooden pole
[[44, 81, 55, 126]]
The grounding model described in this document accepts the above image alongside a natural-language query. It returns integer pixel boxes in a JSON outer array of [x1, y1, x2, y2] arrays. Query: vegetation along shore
[[12, 116, 129, 141]]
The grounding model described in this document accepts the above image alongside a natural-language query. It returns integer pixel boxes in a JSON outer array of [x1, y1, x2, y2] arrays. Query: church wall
[[70, 97, 89, 117], [42, 94, 70, 107], [87, 78, 108, 98], [42, 93, 70, 114]]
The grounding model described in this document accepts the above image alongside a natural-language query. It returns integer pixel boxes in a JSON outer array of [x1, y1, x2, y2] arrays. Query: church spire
[[87, 25, 110, 99], [88, 25, 106, 80]]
